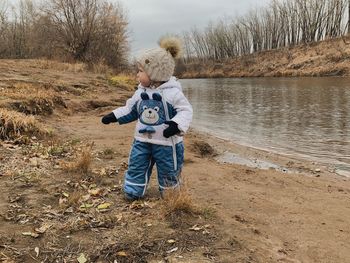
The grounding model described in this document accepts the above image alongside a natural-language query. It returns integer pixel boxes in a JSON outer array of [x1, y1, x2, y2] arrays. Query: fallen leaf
[[166, 247, 178, 254], [65, 207, 74, 213], [189, 225, 202, 231], [59, 197, 67, 205], [97, 203, 111, 210], [143, 201, 155, 208], [77, 253, 87, 263], [130, 200, 145, 209], [35, 224, 51, 234], [100, 168, 107, 176], [80, 203, 94, 209], [116, 251, 128, 257], [167, 239, 176, 244], [81, 194, 91, 202], [88, 188, 102, 196], [89, 184, 97, 189], [62, 192, 69, 198], [34, 247, 40, 257], [22, 232, 39, 238], [202, 229, 210, 235]]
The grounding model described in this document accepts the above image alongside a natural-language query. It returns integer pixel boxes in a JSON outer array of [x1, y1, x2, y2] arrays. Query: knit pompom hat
[[137, 37, 182, 82]]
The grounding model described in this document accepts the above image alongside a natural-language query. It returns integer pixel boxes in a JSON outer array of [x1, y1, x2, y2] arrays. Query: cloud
[[116, 0, 270, 54]]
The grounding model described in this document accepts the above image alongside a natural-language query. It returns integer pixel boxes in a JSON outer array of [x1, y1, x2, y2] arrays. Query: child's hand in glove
[[101, 112, 117, 124], [163, 121, 180, 138]]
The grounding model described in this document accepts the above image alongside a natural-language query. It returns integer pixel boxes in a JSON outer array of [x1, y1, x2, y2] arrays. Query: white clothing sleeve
[[112, 90, 140, 124], [171, 90, 193, 133]]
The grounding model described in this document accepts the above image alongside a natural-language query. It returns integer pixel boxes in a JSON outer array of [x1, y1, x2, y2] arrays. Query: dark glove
[[101, 112, 117, 124], [163, 121, 180, 138]]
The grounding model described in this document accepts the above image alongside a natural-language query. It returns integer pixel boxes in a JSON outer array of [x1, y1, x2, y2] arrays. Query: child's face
[[137, 66, 151, 87]]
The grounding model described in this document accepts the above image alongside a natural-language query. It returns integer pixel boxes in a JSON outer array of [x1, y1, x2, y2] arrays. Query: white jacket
[[112, 77, 193, 146]]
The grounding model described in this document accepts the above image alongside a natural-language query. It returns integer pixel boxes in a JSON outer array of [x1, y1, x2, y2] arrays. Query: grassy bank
[[180, 36, 350, 78]]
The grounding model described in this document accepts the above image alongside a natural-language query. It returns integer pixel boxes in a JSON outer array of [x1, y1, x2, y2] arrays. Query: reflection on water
[[181, 78, 350, 174]]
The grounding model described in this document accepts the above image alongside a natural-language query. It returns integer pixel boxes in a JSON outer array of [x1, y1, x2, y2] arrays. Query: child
[[101, 37, 193, 200]]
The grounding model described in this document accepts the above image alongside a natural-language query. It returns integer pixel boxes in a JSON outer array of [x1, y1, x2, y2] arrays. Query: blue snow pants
[[124, 140, 184, 198]]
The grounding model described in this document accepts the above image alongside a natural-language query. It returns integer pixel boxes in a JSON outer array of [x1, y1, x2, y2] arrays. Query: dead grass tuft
[[0, 108, 45, 141], [34, 59, 87, 73], [191, 141, 217, 157], [67, 191, 83, 208], [4, 83, 66, 115], [61, 144, 94, 175], [87, 61, 113, 75], [161, 183, 197, 216]]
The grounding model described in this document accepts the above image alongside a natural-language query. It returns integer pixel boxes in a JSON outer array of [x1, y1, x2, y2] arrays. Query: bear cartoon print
[[138, 92, 166, 134]]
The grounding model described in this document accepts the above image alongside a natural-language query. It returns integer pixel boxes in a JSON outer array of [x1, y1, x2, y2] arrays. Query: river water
[[180, 78, 350, 175]]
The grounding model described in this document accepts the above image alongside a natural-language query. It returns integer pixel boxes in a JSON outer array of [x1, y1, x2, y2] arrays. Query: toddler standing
[[101, 37, 193, 200]]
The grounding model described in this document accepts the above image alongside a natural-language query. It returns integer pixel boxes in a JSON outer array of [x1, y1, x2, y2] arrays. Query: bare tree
[[0, 0, 7, 33], [87, 2, 129, 68], [182, 0, 350, 63], [44, 0, 99, 60], [0, 0, 8, 55]]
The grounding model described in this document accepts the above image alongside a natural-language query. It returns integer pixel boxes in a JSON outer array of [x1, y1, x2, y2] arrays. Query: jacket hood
[[138, 77, 182, 91], [158, 77, 182, 91]]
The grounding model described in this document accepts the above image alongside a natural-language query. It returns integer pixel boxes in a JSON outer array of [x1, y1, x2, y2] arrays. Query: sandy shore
[[184, 128, 350, 262], [58, 107, 350, 262]]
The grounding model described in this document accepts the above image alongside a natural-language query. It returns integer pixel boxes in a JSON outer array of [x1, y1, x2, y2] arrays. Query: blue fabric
[[167, 102, 177, 119], [139, 126, 156, 134], [124, 140, 184, 197], [118, 103, 139, 124]]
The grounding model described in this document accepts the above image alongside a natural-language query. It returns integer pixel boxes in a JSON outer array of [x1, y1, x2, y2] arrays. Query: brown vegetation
[[182, 0, 350, 61], [60, 143, 94, 176], [179, 0, 350, 78], [0, 0, 129, 70], [161, 181, 196, 217], [0, 108, 45, 141], [180, 35, 350, 78]]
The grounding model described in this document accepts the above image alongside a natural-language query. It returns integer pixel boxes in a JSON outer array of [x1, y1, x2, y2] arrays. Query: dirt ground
[[1, 60, 350, 263]]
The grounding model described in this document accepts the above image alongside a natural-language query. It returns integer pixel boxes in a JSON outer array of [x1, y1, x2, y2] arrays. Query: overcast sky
[[116, 0, 271, 56]]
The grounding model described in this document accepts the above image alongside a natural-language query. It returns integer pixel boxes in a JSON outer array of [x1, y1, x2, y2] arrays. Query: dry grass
[[0, 108, 45, 141], [109, 74, 137, 91], [88, 61, 113, 75], [33, 59, 87, 73], [33, 59, 115, 75], [66, 191, 83, 208], [181, 36, 350, 78], [161, 181, 197, 216], [3, 83, 65, 115], [61, 144, 94, 175]]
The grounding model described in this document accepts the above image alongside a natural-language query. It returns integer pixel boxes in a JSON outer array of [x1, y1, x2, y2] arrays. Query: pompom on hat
[[137, 37, 182, 82]]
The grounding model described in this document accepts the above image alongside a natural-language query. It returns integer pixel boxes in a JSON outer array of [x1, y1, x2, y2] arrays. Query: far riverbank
[[180, 36, 350, 78]]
